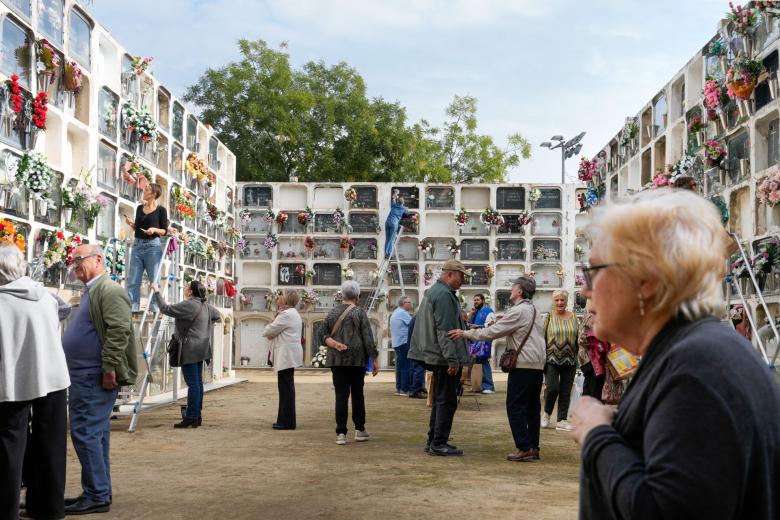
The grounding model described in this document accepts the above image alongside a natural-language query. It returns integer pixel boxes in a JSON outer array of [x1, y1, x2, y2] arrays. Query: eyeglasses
[[71, 254, 97, 266], [581, 263, 617, 290]]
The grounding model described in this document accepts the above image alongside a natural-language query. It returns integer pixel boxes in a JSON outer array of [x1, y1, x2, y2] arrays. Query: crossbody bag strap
[[516, 304, 537, 355], [330, 304, 356, 338], [180, 302, 205, 341]]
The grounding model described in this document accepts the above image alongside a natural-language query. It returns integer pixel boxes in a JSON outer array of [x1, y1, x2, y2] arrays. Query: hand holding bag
[[498, 304, 537, 373], [167, 302, 204, 367]]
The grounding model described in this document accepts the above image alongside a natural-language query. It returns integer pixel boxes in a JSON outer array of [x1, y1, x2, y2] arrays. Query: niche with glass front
[[496, 239, 525, 261], [349, 212, 380, 233], [313, 263, 342, 286], [460, 239, 490, 261], [531, 239, 561, 261], [391, 186, 419, 209], [243, 186, 272, 208], [531, 212, 562, 236], [425, 186, 455, 209], [496, 187, 525, 210], [349, 186, 377, 209], [278, 263, 305, 286]]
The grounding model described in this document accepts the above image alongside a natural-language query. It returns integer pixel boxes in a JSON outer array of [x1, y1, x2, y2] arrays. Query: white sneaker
[[395, 391, 407, 396], [556, 420, 573, 431], [336, 433, 347, 445], [482, 389, 495, 394], [541, 412, 550, 429], [355, 430, 370, 442]]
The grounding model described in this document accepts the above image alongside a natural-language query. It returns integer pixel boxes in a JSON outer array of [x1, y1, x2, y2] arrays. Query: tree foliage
[[184, 39, 530, 183]]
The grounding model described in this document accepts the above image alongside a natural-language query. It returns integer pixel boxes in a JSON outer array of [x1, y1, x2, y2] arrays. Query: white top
[[262, 307, 304, 373], [0, 277, 70, 402]]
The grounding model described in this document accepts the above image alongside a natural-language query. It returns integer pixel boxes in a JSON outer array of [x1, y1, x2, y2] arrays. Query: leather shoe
[[532, 448, 540, 460], [428, 443, 464, 456], [408, 392, 426, 399], [64, 495, 85, 506], [174, 418, 199, 429], [507, 449, 536, 462], [63, 496, 110, 515], [272, 423, 295, 430]]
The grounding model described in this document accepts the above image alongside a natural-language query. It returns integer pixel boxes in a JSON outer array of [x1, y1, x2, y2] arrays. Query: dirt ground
[[65, 370, 581, 519]]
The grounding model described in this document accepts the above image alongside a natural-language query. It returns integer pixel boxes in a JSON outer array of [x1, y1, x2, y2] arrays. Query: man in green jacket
[[61, 244, 136, 515], [409, 260, 471, 456]]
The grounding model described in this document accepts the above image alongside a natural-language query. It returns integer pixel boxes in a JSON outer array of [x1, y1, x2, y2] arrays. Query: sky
[[85, 0, 727, 183]]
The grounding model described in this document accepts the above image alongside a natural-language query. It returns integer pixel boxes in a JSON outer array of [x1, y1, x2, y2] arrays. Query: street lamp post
[[540, 132, 587, 184]]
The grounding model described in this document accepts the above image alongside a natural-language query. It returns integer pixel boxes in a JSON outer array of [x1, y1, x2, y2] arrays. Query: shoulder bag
[[498, 304, 537, 373], [167, 302, 205, 367], [329, 304, 356, 338]]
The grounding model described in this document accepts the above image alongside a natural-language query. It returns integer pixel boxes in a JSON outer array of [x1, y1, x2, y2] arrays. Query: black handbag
[[167, 302, 204, 367]]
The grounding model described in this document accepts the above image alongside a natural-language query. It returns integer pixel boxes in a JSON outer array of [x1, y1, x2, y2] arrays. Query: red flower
[[32, 92, 48, 129], [56, 231, 64, 240]]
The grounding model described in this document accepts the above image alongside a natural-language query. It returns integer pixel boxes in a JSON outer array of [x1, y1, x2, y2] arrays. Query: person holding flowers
[[384, 190, 411, 258], [124, 182, 168, 312]]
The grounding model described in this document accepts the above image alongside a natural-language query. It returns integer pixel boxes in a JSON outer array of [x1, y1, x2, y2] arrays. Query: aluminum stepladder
[[724, 232, 780, 371], [128, 235, 181, 432], [363, 226, 406, 315]]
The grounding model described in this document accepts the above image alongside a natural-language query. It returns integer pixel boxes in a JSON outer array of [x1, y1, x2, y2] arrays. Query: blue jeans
[[181, 362, 204, 420], [68, 371, 119, 503], [384, 218, 400, 257], [481, 358, 495, 391], [394, 345, 409, 393], [408, 359, 426, 394], [127, 237, 163, 311]]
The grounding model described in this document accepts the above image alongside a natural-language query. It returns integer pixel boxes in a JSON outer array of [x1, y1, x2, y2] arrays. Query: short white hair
[[0, 243, 26, 285], [341, 280, 361, 300]]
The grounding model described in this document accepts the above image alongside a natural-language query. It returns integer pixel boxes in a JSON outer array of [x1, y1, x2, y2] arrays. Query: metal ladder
[[724, 232, 780, 371], [363, 227, 405, 315], [127, 235, 181, 432]]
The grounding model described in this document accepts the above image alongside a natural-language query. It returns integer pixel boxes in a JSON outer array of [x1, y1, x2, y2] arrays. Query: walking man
[[390, 296, 413, 396], [409, 260, 471, 456], [62, 244, 137, 515], [449, 276, 546, 461], [467, 294, 495, 393]]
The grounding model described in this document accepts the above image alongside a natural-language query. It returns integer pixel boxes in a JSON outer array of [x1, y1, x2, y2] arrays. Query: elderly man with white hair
[[61, 243, 137, 516], [0, 243, 70, 520], [317, 280, 379, 445]]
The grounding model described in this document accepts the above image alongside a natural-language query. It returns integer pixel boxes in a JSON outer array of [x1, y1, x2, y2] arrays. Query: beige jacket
[[263, 307, 304, 373], [463, 299, 546, 370]]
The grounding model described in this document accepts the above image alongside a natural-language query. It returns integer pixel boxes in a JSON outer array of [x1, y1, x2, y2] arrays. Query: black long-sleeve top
[[580, 316, 780, 520]]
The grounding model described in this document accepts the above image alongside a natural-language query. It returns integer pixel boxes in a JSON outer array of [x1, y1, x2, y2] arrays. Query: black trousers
[[0, 389, 67, 520], [544, 362, 577, 421], [581, 363, 606, 402], [506, 368, 543, 451], [428, 366, 462, 446], [331, 367, 366, 435], [276, 368, 296, 428]]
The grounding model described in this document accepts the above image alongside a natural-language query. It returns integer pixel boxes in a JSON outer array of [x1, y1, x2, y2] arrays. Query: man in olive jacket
[[409, 260, 471, 456], [61, 244, 137, 515]]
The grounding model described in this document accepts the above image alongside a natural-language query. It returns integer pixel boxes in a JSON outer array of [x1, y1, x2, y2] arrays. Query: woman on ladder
[[384, 190, 410, 259], [124, 183, 168, 312]]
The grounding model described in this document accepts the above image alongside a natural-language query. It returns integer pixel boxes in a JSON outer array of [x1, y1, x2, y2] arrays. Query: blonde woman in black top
[[124, 183, 168, 312]]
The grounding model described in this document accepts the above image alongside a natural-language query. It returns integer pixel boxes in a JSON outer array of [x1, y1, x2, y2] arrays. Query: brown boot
[[507, 449, 536, 462]]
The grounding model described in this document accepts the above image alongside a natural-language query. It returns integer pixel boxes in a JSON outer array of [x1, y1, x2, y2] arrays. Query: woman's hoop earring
[[638, 293, 645, 317]]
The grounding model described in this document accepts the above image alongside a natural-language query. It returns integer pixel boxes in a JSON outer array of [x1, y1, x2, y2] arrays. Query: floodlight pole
[[540, 132, 586, 184]]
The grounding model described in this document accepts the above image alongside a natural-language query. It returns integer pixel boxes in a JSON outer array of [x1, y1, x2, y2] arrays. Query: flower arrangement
[[703, 78, 728, 119], [726, 56, 765, 100], [311, 346, 328, 368], [206, 203, 219, 222], [205, 242, 216, 260], [227, 227, 241, 241], [236, 238, 249, 255], [240, 209, 251, 226], [35, 39, 59, 75], [263, 208, 276, 223], [448, 239, 460, 257], [61, 184, 88, 211], [301, 289, 318, 307], [122, 103, 157, 143], [185, 153, 210, 182], [131, 56, 153, 77], [704, 140, 728, 168], [479, 207, 503, 227], [342, 266, 355, 280], [534, 244, 559, 260], [453, 208, 469, 228], [727, 2, 757, 36], [40, 229, 66, 268], [332, 208, 346, 229], [577, 157, 598, 181], [295, 264, 305, 277], [340, 235, 355, 251], [344, 188, 357, 203], [16, 152, 54, 199], [574, 244, 584, 259], [648, 168, 672, 189], [711, 195, 730, 224], [0, 219, 25, 252], [84, 193, 109, 224], [63, 61, 82, 94], [528, 188, 542, 205], [186, 234, 206, 257], [687, 115, 705, 134], [305, 269, 316, 279], [731, 258, 752, 279], [575, 274, 586, 286], [275, 211, 288, 226], [123, 156, 152, 190], [484, 265, 495, 280], [619, 118, 639, 148], [758, 169, 780, 206], [708, 38, 727, 56], [729, 305, 745, 326], [418, 238, 433, 255], [172, 185, 196, 220], [104, 238, 127, 281], [263, 233, 278, 251], [9, 75, 22, 114], [669, 154, 697, 179], [304, 235, 316, 252], [297, 207, 314, 226]]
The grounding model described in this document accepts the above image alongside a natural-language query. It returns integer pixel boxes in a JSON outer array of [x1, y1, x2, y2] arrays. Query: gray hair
[[397, 295, 410, 307], [397, 197, 405, 206], [284, 289, 300, 308], [85, 244, 105, 257], [512, 276, 536, 300], [0, 243, 26, 285], [341, 280, 361, 300]]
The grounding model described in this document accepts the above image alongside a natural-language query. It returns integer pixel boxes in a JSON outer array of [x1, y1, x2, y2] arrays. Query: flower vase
[[771, 74, 779, 101], [124, 128, 133, 147], [645, 124, 654, 140], [742, 36, 752, 57], [34, 198, 48, 217], [738, 101, 748, 119], [66, 92, 76, 117], [138, 141, 147, 157], [0, 187, 11, 209], [719, 112, 728, 133], [36, 71, 53, 95], [766, 12, 774, 33], [739, 158, 749, 178], [757, 272, 767, 292], [719, 55, 728, 76], [696, 131, 703, 147], [62, 207, 73, 224]]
